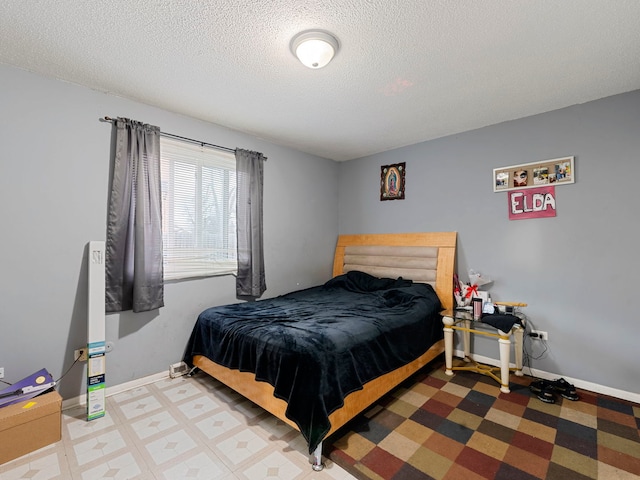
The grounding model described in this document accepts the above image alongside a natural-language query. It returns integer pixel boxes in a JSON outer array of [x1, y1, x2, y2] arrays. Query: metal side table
[[442, 308, 525, 393]]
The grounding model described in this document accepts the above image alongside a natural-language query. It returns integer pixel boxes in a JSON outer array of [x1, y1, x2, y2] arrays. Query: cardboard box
[[0, 391, 62, 465]]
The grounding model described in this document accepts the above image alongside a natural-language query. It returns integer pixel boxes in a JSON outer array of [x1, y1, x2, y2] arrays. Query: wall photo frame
[[493, 156, 574, 192], [380, 162, 406, 201]]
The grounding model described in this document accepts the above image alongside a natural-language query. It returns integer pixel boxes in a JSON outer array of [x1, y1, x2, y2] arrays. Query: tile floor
[[0, 372, 357, 479]]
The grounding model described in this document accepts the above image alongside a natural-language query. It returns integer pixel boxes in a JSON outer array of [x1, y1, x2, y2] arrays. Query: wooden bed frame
[[192, 232, 456, 469]]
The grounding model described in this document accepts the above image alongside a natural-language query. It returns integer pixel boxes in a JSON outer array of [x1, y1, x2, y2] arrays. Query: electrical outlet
[[530, 330, 548, 341], [169, 361, 189, 378], [74, 348, 88, 362], [0, 367, 4, 379]]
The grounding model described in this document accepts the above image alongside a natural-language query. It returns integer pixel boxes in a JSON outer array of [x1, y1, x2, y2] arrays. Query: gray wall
[[338, 91, 640, 399], [0, 64, 339, 399], [2, 60, 637, 403]]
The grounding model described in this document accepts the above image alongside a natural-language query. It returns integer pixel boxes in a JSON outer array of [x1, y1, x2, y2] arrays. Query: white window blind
[[160, 136, 237, 280]]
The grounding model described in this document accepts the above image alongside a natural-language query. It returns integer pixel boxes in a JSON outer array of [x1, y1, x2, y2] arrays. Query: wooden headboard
[[332, 232, 457, 311]]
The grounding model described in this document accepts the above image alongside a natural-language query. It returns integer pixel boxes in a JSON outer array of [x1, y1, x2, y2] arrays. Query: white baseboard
[[454, 349, 640, 404], [61, 371, 170, 411], [62, 354, 640, 411]]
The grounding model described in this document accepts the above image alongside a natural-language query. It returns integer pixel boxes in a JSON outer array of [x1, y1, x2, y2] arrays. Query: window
[[160, 136, 237, 280]]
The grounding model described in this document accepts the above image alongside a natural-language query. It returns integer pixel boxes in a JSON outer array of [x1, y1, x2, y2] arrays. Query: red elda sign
[[508, 186, 556, 220]]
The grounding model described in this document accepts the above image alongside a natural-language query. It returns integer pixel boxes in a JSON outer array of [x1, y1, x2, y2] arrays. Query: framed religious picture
[[493, 156, 574, 192], [380, 162, 406, 201]]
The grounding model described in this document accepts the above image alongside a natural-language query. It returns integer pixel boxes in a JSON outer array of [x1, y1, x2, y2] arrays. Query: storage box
[[0, 391, 62, 465]]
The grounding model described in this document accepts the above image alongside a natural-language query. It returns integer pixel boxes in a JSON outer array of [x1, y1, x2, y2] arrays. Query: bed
[[183, 232, 456, 470]]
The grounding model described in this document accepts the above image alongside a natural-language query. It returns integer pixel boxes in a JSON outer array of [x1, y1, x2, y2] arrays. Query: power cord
[[54, 356, 81, 385], [521, 314, 549, 379]]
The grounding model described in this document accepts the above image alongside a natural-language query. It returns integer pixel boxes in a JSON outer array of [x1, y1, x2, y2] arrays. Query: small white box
[[475, 291, 489, 303]]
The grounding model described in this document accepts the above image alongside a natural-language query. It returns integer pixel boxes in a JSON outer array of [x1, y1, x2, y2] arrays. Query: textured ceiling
[[1, 1, 639, 161]]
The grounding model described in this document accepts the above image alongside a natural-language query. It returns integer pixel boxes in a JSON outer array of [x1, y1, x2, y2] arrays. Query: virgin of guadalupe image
[[387, 169, 398, 195]]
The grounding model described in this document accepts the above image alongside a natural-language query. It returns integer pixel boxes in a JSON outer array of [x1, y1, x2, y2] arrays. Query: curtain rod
[[101, 116, 266, 159]]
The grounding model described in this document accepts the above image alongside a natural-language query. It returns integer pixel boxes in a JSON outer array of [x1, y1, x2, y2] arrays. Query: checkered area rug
[[327, 360, 640, 480]]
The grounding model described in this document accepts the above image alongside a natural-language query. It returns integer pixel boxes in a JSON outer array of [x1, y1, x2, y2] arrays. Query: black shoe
[[529, 380, 556, 403], [549, 378, 579, 401]]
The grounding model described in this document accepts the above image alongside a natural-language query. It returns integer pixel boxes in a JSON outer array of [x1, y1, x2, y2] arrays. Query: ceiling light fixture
[[290, 30, 339, 69]]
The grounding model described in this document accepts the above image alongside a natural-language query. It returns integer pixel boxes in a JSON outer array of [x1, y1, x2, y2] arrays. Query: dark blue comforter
[[183, 271, 443, 453]]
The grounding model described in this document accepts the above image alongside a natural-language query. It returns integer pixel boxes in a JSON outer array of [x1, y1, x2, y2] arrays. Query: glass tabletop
[[441, 308, 525, 330]]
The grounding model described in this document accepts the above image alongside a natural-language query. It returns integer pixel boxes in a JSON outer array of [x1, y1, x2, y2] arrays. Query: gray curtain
[[105, 118, 164, 313], [235, 149, 266, 298]]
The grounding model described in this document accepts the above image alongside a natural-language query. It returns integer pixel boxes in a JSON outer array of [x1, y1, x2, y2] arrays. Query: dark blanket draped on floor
[[183, 271, 443, 454]]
